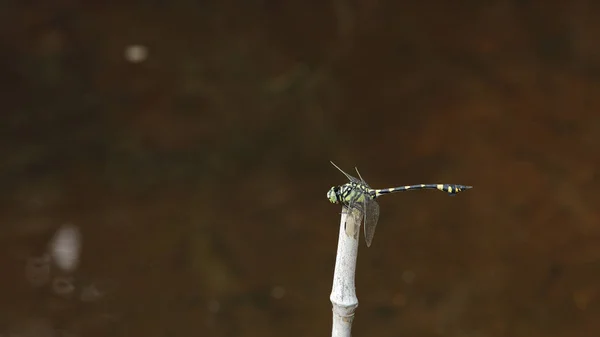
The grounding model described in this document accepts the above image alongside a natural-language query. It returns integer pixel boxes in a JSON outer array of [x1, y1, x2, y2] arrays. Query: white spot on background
[[124, 44, 148, 63], [50, 224, 81, 272]]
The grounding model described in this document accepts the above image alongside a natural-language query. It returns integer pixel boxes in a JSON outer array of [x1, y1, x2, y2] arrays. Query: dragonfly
[[327, 161, 472, 247]]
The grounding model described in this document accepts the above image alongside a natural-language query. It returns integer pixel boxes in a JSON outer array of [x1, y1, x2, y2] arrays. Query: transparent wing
[[347, 198, 365, 235], [354, 167, 372, 188], [363, 199, 380, 247], [341, 187, 368, 246], [352, 164, 378, 247]]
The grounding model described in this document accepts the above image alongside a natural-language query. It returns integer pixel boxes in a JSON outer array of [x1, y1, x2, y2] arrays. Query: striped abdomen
[[373, 184, 472, 198]]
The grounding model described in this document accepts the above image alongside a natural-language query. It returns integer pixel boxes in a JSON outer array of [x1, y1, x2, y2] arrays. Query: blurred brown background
[[1, 0, 599, 336]]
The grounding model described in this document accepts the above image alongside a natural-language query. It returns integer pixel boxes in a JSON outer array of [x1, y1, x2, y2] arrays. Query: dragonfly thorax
[[327, 182, 372, 206]]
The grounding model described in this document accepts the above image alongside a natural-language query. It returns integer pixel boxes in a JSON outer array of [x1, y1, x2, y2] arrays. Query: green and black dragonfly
[[327, 161, 471, 247]]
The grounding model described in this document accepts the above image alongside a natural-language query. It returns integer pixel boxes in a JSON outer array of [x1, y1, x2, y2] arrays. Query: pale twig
[[330, 206, 361, 337]]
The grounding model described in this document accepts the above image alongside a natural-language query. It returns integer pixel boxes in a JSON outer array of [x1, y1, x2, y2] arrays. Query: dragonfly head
[[327, 186, 339, 204]]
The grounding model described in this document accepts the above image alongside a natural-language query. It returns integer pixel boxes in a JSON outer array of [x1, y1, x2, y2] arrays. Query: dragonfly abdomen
[[373, 184, 472, 197]]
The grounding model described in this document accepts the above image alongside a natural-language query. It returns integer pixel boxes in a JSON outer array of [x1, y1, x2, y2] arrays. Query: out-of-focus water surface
[[1, 1, 600, 336]]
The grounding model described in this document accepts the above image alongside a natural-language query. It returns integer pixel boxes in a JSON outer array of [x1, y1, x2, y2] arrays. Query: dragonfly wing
[[363, 199, 380, 247], [345, 195, 363, 232], [330, 161, 363, 184]]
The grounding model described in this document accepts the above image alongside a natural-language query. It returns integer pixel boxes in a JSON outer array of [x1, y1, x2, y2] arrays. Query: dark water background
[[1, 1, 600, 336]]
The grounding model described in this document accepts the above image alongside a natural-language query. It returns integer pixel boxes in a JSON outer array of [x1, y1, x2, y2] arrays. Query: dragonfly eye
[[327, 187, 339, 203]]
